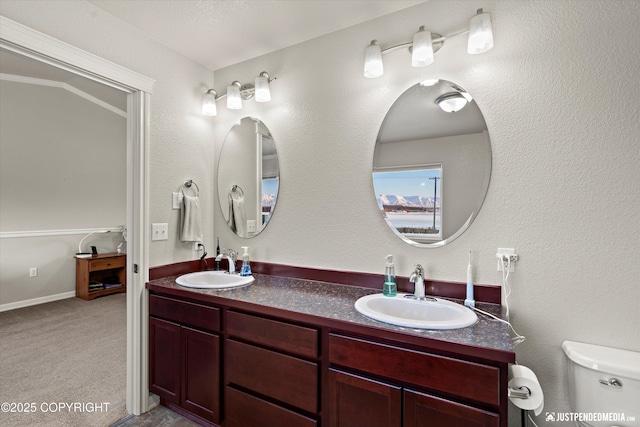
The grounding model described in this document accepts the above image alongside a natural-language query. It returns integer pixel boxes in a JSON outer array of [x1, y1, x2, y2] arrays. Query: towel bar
[[230, 184, 244, 198], [183, 179, 200, 196]]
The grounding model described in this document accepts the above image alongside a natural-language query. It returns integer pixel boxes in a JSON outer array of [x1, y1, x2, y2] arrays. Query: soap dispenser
[[240, 246, 252, 277], [383, 254, 397, 297]]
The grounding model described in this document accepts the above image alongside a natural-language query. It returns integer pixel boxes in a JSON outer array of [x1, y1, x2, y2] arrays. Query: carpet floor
[[0, 294, 128, 426]]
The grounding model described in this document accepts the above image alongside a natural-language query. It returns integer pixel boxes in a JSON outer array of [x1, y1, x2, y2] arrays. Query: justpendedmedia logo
[[545, 412, 635, 423]]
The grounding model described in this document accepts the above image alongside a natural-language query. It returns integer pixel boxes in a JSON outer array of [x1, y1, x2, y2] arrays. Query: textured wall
[[2, 0, 639, 424], [0, 0, 216, 268], [212, 1, 640, 425]]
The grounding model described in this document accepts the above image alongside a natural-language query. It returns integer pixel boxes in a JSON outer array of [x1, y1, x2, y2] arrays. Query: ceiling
[[87, 0, 425, 71]]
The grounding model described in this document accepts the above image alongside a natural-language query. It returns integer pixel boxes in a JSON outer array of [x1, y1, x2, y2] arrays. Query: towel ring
[[229, 184, 244, 199], [183, 179, 200, 196]]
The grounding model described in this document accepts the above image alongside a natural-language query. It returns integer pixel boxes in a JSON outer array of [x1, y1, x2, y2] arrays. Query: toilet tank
[[562, 340, 640, 427]]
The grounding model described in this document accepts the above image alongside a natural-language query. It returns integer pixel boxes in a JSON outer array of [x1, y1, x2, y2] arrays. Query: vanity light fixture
[[363, 8, 494, 78], [202, 89, 217, 116], [254, 71, 271, 102], [201, 71, 276, 116], [227, 81, 243, 110], [467, 9, 494, 54], [411, 26, 434, 67]]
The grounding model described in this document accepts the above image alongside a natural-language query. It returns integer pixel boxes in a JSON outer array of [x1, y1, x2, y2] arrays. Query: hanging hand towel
[[180, 194, 202, 242], [233, 198, 247, 237], [227, 196, 247, 237]]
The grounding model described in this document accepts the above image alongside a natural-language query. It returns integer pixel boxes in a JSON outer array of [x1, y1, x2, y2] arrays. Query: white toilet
[[562, 340, 640, 427]]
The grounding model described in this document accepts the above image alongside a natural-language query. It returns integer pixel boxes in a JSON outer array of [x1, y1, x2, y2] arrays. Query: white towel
[[180, 195, 202, 242], [228, 197, 247, 237]]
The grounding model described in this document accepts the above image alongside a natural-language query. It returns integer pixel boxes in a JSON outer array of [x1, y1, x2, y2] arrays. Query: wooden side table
[[75, 253, 126, 300]]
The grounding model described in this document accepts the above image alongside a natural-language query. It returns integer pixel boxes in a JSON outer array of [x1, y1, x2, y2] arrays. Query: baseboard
[[0, 291, 76, 312]]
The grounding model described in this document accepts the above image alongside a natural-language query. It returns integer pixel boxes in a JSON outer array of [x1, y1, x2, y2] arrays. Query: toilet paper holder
[[508, 386, 532, 399]]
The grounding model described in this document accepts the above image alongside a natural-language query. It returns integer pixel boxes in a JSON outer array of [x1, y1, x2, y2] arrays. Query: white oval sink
[[354, 293, 478, 330], [176, 271, 254, 289]]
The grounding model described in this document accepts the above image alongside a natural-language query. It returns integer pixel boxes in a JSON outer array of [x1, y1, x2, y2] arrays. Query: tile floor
[[111, 405, 201, 427]]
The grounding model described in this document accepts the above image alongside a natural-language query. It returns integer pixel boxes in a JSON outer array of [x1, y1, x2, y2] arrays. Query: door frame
[[1, 16, 154, 415]]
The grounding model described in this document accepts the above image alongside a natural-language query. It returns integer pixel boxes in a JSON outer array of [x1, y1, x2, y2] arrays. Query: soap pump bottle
[[383, 254, 397, 297], [240, 246, 252, 277]]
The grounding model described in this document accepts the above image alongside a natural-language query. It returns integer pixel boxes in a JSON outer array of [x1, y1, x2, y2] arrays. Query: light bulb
[[468, 9, 494, 54], [255, 72, 271, 102], [202, 89, 217, 116], [364, 40, 383, 78], [227, 81, 242, 109], [412, 26, 434, 67]]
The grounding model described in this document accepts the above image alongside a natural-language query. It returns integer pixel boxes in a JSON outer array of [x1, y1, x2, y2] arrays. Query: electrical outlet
[[247, 220, 256, 233], [194, 241, 202, 251], [29, 267, 38, 277], [152, 223, 169, 241], [496, 248, 518, 272], [172, 192, 183, 209]]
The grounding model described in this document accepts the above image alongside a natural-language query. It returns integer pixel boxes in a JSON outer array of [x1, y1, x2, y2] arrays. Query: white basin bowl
[[354, 293, 478, 330], [176, 271, 254, 289]]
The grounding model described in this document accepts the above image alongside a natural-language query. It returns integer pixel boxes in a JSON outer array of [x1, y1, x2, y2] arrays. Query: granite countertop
[[148, 273, 515, 357]]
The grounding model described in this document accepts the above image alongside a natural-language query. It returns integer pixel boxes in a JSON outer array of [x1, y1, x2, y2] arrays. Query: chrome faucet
[[409, 264, 426, 299], [215, 249, 237, 274]]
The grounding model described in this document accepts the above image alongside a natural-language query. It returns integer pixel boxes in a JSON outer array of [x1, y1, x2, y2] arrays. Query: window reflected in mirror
[[261, 178, 278, 225], [373, 166, 442, 243]]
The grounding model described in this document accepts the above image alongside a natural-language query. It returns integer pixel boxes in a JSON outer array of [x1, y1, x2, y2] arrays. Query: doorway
[[1, 16, 153, 416]]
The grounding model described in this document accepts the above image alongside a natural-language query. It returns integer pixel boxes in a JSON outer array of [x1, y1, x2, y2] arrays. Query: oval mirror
[[218, 117, 280, 238], [372, 80, 491, 247]]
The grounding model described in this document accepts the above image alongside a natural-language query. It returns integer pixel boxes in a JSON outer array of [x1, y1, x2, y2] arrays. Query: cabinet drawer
[[226, 311, 318, 358], [89, 256, 125, 271], [404, 388, 499, 427], [329, 334, 500, 406], [226, 339, 318, 413], [226, 386, 317, 427], [149, 294, 220, 332]]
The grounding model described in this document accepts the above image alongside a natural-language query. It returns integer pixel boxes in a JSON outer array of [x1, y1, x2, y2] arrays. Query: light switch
[[152, 223, 169, 241], [172, 192, 183, 209]]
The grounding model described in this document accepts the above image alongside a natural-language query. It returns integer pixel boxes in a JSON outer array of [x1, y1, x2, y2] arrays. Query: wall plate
[[152, 223, 168, 241], [496, 248, 517, 272]]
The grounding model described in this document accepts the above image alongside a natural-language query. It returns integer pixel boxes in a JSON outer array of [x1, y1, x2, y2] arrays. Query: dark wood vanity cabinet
[[149, 295, 221, 425], [327, 333, 501, 427], [224, 310, 320, 427], [147, 287, 509, 427]]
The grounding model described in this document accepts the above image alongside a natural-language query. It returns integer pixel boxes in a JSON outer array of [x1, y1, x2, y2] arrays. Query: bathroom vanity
[[147, 272, 514, 427]]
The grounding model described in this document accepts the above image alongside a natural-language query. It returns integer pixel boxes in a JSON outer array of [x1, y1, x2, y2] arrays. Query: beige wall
[[0, 0, 217, 270], [0, 80, 126, 306], [1, 1, 639, 425], [212, 1, 640, 425]]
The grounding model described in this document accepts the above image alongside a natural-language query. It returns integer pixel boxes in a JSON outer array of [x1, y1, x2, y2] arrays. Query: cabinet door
[[404, 389, 499, 427], [149, 317, 181, 404], [328, 369, 401, 427], [181, 326, 220, 423]]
